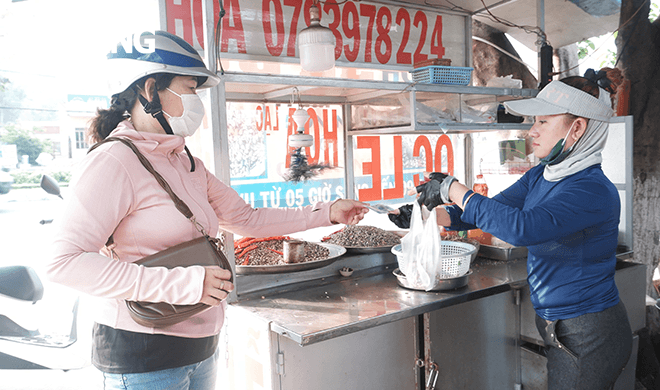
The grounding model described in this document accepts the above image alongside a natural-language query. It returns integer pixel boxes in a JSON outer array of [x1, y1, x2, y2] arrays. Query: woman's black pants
[[535, 301, 633, 390]]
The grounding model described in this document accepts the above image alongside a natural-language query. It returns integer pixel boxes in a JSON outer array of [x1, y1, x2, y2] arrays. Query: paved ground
[[0, 366, 104, 390], [1, 364, 236, 389]]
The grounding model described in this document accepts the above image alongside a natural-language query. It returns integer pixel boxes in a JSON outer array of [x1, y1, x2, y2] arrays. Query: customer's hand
[[388, 204, 414, 229], [330, 199, 369, 225], [416, 172, 457, 210], [200, 266, 234, 306]]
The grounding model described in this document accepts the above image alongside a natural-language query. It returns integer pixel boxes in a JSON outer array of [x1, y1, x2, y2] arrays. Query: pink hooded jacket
[[47, 121, 334, 338]]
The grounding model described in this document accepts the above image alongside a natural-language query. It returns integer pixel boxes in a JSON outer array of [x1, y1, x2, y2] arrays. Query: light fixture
[[290, 109, 312, 147], [297, 1, 335, 72], [289, 88, 312, 148], [283, 88, 332, 183]]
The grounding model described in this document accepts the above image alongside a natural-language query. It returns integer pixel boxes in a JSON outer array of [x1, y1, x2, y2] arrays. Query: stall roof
[[399, 0, 620, 50]]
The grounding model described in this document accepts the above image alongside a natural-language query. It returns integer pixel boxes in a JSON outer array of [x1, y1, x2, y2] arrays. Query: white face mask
[[163, 88, 205, 137]]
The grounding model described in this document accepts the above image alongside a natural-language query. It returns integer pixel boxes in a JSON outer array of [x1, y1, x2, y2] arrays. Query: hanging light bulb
[[284, 88, 332, 182], [297, 1, 335, 72], [289, 108, 312, 148], [288, 88, 313, 148], [292, 107, 310, 130]]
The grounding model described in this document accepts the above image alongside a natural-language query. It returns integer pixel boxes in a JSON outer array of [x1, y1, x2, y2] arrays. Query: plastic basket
[[410, 65, 473, 86], [391, 241, 474, 279]]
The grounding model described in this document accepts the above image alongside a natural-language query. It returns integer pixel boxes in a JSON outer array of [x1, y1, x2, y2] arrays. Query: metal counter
[[224, 253, 643, 390], [231, 255, 529, 346]]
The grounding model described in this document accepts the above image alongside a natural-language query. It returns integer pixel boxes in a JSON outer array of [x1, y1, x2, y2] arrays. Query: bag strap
[[88, 136, 207, 248]]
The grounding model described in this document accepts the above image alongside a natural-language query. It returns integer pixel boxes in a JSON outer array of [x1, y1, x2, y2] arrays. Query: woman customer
[[392, 69, 632, 390], [46, 31, 367, 390]]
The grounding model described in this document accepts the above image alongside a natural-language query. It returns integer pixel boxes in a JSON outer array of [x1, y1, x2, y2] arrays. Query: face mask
[[163, 88, 205, 137], [540, 121, 576, 166]]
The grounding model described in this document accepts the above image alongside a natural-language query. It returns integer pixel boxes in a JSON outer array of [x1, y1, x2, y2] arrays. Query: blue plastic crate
[[410, 65, 473, 86]]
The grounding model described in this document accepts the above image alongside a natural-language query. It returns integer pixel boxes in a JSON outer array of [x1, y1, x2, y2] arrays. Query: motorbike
[[0, 175, 88, 371]]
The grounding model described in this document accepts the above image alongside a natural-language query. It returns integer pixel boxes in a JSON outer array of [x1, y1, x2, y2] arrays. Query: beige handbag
[[89, 137, 233, 328]]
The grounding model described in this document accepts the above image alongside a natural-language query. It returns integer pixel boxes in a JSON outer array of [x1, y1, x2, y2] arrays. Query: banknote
[[366, 203, 395, 214]]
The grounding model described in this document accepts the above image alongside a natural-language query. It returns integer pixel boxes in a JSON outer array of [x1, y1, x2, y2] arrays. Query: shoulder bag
[[88, 136, 233, 328]]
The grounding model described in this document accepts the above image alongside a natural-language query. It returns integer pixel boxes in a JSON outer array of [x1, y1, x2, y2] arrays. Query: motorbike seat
[[0, 266, 44, 302]]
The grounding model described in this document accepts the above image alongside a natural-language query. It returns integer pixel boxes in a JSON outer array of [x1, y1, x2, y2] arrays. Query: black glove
[[428, 172, 449, 182], [388, 204, 414, 229], [416, 172, 457, 211]]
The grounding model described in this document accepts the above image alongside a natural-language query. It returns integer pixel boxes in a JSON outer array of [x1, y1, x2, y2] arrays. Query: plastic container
[[473, 174, 488, 197], [410, 65, 473, 86], [468, 176, 490, 256], [391, 242, 474, 280]]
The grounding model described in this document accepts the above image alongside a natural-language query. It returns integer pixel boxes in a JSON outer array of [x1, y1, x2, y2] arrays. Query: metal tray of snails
[[321, 225, 404, 254], [234, 236, 346, 274]]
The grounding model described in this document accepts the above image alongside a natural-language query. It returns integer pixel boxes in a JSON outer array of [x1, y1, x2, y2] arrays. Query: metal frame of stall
[[192, 1, 641, 389]]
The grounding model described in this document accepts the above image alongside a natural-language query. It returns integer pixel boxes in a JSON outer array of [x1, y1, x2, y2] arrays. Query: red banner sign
[[163, 0, 467, 69]]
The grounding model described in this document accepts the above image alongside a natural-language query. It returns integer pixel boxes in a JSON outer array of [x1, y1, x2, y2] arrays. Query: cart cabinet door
[[426, 291, 519, 389], [277, 317, 419, 390]]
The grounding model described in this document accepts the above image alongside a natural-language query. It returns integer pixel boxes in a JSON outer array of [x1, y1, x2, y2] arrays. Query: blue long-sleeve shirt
[[446, 164, 620, 321]]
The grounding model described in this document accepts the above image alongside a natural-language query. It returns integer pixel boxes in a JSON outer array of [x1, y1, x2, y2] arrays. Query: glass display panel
[[470, 130, 536, 197], [416, 93, 498, 126], [351, 93, 411, 130], [226, 102, 345, 209], [351, 133, 466, 230]]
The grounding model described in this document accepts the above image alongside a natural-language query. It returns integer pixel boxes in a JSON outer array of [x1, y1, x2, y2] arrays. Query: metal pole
[[344, 103, 355, 200], [465, 134, 474, 188], [537, 0, 545, 84], [465, 14, 473, 69], [202, 0, 236, 301], [201, 0, 230, 183]]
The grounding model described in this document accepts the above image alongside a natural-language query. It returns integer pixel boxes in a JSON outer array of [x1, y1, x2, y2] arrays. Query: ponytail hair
[[559, 67, 626, 109], [87, 73, 178, 144], [87, 88, 136, 144]]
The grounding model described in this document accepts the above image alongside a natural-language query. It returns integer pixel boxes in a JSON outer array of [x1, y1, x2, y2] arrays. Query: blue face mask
[[539, 122, 575, 166]]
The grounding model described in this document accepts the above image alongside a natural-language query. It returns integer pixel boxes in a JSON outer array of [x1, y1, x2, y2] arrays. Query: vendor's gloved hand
[[388, 204, 414, 229], [416, 172, 457, 210]]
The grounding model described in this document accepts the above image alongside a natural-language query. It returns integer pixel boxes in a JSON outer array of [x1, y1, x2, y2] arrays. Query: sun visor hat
[[106, 31, 220, 95], [503, 80, 613, 122]]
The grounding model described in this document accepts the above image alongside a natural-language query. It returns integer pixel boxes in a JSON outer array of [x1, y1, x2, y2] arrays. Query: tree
[[471, 20, 579, 88], [471, 20, 538, 89], [617, 0, 660, 294], [0, 75, 59, 125], [0, 76, 8, 92], [0, 78, 26, 124], [0, 125, 50, 165]]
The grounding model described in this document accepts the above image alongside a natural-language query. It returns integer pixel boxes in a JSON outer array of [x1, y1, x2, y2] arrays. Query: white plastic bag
[[486, 75, 523, 89], [399, 202, 443, 291]]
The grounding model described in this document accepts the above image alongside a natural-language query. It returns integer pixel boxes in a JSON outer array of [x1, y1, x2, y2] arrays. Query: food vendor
[[391, 69, 632, 390]]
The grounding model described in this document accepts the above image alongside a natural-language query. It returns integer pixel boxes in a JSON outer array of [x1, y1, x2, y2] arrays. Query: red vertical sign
[[383, 136, 403, 199], [357, 136, 381, 201]]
